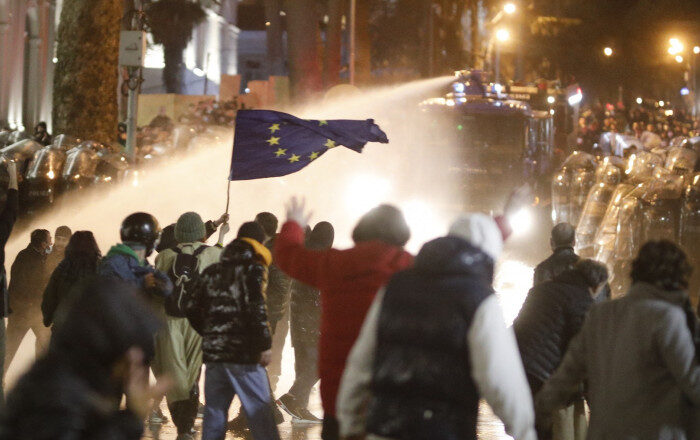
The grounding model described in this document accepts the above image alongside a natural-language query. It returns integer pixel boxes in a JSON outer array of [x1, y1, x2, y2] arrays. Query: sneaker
[[291, 408, 322, 424], [276, 393, 302, 419], [227, 412, 248, 432], [147, 407, 168, 424]]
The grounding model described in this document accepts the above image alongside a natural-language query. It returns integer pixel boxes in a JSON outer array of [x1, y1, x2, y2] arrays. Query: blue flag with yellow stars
[[229, 110, 389, 180]]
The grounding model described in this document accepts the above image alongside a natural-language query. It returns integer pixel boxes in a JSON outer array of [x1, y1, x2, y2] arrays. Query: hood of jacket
[[627, 282, 688, 307], [105, 243, 143, 266], [414, 236, 494, 284]]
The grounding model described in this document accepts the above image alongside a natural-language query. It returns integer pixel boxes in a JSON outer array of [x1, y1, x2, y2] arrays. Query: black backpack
[[165, 246, 207, 317]]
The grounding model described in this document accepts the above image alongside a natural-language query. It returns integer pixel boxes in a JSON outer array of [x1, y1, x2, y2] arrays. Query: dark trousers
[[527, 373, 552, 440], [286, 336, 319, 407], [4, 309, 50, 374], [168, 382, 200, 435], [322, 416, 339, 440]]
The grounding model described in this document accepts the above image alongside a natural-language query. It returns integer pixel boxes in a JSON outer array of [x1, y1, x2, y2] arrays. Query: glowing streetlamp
[[603, 47, 613, 57], [659, 100, 665, 107], [669, 46, 679, 55], [694, 46, 700, 55], [503, 2, 516, 14], [676, 55, 684, 63], [547, 96, 555, 104], [669, 38, 683, 52], [636, 97, 643, 104], [496, 28, 511, 42]]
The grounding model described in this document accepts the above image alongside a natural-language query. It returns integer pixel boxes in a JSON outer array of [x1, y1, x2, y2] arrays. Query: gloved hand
[[217, 222, 230, 246]]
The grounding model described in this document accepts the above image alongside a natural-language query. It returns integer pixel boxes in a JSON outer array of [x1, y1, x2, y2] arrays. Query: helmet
[[120, 212, 160, 257]]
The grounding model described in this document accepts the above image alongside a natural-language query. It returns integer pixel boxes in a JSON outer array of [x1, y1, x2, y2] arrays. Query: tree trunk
[[325, 0, 345, 87], [53, 0, 122, 144], [264, 0, 285, 77], [284, 0, 323, 101], [163, 43, 186, 93], [354, 0, 372, 85]]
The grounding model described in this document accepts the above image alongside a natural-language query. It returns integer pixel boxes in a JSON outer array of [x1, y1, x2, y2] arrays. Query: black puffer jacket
[[184, 239, 272, 364], [264, 236, 293, 330], [366, 236, 494, 440], [513, 269, 594, 383], [533, 247, 579, 286]]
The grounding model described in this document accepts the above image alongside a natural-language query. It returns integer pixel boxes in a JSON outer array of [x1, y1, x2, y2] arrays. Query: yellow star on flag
[[288, 154, 301, 163], [309, 151, 320, 161], [324, 139, 337, 149], [319, 120, 328, 126], [274, 148, 287, 157], [266, 136, 280, 146], [269, 123, 281, 133]]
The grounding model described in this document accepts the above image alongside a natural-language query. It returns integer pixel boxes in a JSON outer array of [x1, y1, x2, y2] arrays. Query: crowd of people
[[0, 178, 697, 440], [575, 101, 699, 155]]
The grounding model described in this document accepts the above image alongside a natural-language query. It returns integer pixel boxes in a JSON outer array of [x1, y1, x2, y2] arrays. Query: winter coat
[[274, 220, 414, 417], [513, 269, 594, 384], [41, 257, 100, 327], [264, 236, 293, 328], [289, 279, 320, 348], [533, 247, 579, 286], [8, 245, 49, 314], [536, 282, 700, 440], [45, 246, 66, 279], [0, 276, 161, 440], [338, 237, 536, 440], [0, 189, 18, 317], [184, 238, 272, 364], [98, 244, 172, 299]]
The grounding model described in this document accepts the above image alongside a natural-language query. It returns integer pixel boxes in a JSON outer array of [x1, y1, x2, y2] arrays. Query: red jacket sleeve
[[273, 221, 336, 290]]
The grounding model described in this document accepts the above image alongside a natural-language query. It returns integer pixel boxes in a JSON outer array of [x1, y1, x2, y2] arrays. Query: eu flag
[[229, 110, 389, 180]]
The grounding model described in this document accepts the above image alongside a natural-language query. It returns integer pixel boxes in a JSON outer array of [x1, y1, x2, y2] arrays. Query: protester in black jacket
[[513, 259, 608, 439], [533, 223, 579, 286], [0, 277, 164, 440], [42, 231, 101, 328], [277, 221, 334, 423], [5, 229, 52, 374], [184, 228, 280, 440], [0, 161, 19, 400]]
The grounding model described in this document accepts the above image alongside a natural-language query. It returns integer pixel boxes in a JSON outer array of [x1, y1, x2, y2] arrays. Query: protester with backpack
[[152, 212, 229, 440]]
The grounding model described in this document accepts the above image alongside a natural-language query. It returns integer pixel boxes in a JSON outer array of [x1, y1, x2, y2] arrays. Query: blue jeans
[[202, 362, 280, 440]]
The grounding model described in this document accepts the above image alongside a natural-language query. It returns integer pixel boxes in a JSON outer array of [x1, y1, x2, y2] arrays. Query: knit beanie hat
[[448, 213, 503, 261], [175, 212, 206, 243]]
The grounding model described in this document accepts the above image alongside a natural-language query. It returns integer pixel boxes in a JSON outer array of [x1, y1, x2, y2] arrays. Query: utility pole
[[349, 0, 356, 85], [120, 0, 146, 163]]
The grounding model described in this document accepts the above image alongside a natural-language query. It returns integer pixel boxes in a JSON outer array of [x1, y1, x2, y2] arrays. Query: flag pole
[[225, 180, 231, 215]]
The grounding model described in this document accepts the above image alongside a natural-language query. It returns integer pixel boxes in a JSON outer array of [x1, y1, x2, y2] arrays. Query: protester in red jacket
[[274, 197, 413, 440]]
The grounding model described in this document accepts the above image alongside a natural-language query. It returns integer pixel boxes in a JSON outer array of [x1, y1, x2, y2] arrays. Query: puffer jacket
[[533, 247, 579, 286], [513, 269, 594, 384], [184, 238, 272, 364]]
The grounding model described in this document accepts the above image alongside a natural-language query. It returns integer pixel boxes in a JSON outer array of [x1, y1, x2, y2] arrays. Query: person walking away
[[337, 213, 537, 440], [155, 214, 229, 254], [98, 212, 172, 300], [0, 161, 19, 400], [254, 211, 290, 394], [533, 223, 579, 286], [277, 221, 334, 423], [41, 231, 101, 329], [152, 212, 227, 440], [513, 259, 609, 440], [45, 226, 72, 276], [274, 198, 414, 440], [184, 222, 280, 440], [536, 240, 700, 439], [4, 229, 53, 374], [0, 277, 168, 440]]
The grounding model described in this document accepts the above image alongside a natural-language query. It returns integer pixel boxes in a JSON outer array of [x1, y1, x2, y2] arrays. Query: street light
[[694, 46, 700, 54], [503, 2, 516, 14], [603, 47, 613, 57], [547, 96, 555, 104], [496, 28, 510, 42], [676, 55, 684, 63], [669, 47, 679, 55], [636, 97, 643, 104], [670, 38, 684, 52]]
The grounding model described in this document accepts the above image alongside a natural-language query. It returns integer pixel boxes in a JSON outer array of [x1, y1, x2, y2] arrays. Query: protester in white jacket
[[337, 213, 537, 440]]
